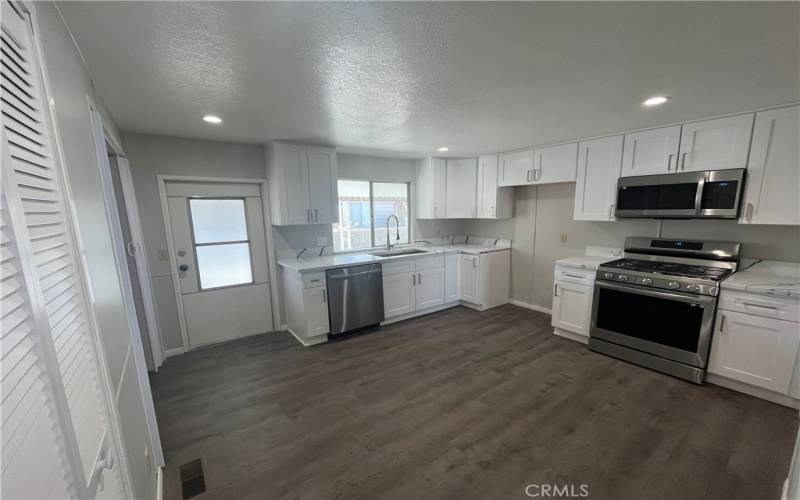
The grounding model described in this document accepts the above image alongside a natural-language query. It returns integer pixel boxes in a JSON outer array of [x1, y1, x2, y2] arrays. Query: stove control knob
[[603, 272, 614, 279], [640, 278, 654, 285], [667, 281, 681, 289], [685, 284, 701, 293], [617, 274, 629, 282]]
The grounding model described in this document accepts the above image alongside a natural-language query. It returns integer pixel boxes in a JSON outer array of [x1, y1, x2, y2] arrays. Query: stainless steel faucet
[[386, 214, 400, 251]]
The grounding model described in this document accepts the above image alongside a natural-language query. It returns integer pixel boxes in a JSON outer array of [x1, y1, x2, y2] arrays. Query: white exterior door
[[458, 254, 480, 303], [383, 272, 415, 318], [1, 5, 126, 497], [276, 143, 311, 224], [740, 106, 799, 225], [533, 142, 578, 184], [306, 146, 338, 224], [574, 136, 624, 221], [164, 181, 273, 348], [708, 311, 800, 394], [620, 125, 681, 177], [303, 286, 330, 336], [445, 158, 478, 218], [678, 114, 753, 173], [415, 267, 445, 310], [551, 281, 593, 337], [498, 150, 534, 186]]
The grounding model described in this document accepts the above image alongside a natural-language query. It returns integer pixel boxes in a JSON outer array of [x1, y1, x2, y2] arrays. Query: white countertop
[[278, 244, 510, 273], [723, 260, 800, 298], [555, 255, 617, 271]]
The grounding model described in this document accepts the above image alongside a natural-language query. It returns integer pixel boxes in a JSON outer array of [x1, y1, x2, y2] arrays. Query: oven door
[[590, 281, 716, 368]]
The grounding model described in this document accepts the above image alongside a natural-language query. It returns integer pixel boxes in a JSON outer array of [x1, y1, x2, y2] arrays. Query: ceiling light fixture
[[642, 96, 670, 107], [203, 115, 222, 124], [437, 146, 449, 152]]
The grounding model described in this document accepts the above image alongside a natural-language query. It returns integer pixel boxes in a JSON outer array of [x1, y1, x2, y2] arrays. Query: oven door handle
[[595, 280, 715, 304]]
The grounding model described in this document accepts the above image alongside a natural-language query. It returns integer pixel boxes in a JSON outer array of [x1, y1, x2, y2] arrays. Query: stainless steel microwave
[[615, 169, 745, 219]]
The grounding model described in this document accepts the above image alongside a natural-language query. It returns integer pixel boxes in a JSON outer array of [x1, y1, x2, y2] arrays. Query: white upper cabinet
[[416, 157, 447, 219], [574, 135, 624, 221], [267, 142, 338, 225], [678, 114, 753, 173], [445, 158, 478, 218], [498, 149, 535, 186], [532, 142, 578, 184], [306, 146, 338, 224], [476, 155, 513, 219], [620, 125, 681, 177], [740, 106, 799, 225]]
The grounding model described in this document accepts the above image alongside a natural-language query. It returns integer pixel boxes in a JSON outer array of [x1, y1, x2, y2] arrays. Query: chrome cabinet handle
[[126, 241, 136, 257], [434, 206, 438, 218], [418, 273, 422, 284], [666, 153, 674, 171], [412, 274, 416, 286], [526, 170, 532, 183], [554, 283, 558, 297], [719, 314, 726, 333], [746, 202, 754, 222], [564, 273, 584, 279], [742, 302, 778, 310], [314, 208, 319, 222], [681, 152, 689, 170], [322, 289, 327, 303], [306, 209, 311, 222], [608, 204, 615, 219], [472, 258, 477, 269]]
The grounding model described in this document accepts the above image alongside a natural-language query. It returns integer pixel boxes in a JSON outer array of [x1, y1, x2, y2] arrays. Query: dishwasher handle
[[327, 269, 382, 280]]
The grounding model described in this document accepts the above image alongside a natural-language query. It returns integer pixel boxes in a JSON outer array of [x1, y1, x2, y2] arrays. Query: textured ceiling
[[58, 2, 799, 157]]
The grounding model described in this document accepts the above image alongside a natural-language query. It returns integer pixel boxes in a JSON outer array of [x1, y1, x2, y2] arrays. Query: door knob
[[178, 264, 189, 272]]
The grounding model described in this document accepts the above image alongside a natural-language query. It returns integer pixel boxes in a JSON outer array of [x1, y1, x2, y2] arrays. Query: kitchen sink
[[370, 248, 431, 257]]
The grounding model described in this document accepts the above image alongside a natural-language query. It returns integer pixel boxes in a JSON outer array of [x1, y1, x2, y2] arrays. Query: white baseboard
[[381, 302, 460, 325], [287, 327, 327, 347], [706, 373, 800, 409], [509, 299, 552, 315], [164, 347, 185, 358], [553, 328, 589, 344]]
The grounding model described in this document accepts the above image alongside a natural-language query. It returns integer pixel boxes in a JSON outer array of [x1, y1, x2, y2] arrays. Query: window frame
[[187, 196, 256, 290], [333, 179, 412, 253]]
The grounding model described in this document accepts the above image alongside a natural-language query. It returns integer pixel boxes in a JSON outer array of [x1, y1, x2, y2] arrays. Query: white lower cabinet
[[708, 310, 800, 394], [303, 286, 330, 337], [383, 272, 416, 317], [458, 254, 479, 303], [551, 281, 593, 338], [445, 254, 459, 302], [415, 267, 445, 309]]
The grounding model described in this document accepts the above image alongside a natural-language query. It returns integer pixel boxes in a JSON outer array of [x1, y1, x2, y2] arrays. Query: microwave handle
[[694, 176, 706, 215]]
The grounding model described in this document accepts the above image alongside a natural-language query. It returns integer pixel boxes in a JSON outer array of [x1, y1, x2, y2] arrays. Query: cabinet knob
[[178, 264, 189, 272]]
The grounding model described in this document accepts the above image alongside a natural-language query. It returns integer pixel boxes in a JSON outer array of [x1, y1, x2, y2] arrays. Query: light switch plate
[[560, 233, 568, 243], [316, 237, 329, 247]]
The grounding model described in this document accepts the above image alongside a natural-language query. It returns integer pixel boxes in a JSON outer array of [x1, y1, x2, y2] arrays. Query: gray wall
[[122, 133, 266, 351], [462, 182, 800, 310], [36, 3, 156, 498]]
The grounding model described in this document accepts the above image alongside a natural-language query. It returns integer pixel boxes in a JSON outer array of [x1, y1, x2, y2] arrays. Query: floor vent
[[180, 458, 206, 499]]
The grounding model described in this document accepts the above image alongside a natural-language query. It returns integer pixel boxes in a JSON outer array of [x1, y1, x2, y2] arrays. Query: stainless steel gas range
[[589, 237, 741, 384]]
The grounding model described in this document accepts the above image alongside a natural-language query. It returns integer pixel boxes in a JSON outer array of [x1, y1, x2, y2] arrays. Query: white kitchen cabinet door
[[458, 254, 480, 304], [533, 142, 578, 184], [573, 135, 624, 221], [306, 146, 338, 224], [740, 106, 799, 225], [303, 286, 330, 337], [476, 155, 513, 218], [708, 310, 800, 394], [620, 125, 681, 177], [678, 114, 753, 173], [383, 272, 416, 318], [274, 143, 311, 224], [445, 158, 478, 218], [445, 254, 459, 302], [551, 281, 593, 337], [415, 267, 445, 310], [498, 149, 535, 186], [415, 158, 447, 219]]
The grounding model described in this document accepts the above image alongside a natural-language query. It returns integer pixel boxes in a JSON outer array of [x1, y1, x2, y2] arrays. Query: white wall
[[35, 3, 157, 498], [122, 133, 266, 351], [462, 182, 800, 310]]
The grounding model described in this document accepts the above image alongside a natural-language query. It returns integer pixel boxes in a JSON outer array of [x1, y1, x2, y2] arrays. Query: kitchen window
[[332, 180, 410, 252]]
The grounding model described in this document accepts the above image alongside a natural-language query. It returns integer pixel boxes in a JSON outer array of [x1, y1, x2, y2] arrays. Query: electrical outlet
[[316, 237, 329, 247], [157, 249, 170, 261], [560, 233, 568, 243]]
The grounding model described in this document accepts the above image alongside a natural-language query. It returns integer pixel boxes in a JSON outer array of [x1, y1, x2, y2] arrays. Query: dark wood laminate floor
[[150, 305, 798, 500]]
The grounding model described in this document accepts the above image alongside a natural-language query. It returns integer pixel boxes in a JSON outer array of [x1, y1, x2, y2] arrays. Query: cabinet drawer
[[414, 255, 445, 271], [554, 265, 595, 286], [382, 260, 414, 276], [302, 272, 326, 289], [719, 291, 800, 323]]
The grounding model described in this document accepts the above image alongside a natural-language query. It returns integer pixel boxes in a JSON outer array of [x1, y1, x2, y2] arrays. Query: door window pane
[[195, 243, 253, 289], [190, 199, 248, 243]]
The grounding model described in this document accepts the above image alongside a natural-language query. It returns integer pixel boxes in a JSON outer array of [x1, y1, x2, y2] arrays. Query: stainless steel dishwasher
[[326, 263, 385, 335]]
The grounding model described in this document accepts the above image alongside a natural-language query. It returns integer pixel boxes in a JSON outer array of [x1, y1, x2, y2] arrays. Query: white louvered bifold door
[[1, 3, 122, 498]]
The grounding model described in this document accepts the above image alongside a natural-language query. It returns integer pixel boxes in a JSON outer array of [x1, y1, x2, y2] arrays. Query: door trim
[[157, 174, 281, 353]]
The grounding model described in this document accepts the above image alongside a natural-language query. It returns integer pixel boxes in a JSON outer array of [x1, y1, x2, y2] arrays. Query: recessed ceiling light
[[437, 146, 449, 152], [643, 96, 670, 107], [203, 115, 222, 124]]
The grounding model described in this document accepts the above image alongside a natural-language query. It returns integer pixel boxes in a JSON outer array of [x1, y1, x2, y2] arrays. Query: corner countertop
[[722, 260, 800, 298], [278, 244, 510, 273]]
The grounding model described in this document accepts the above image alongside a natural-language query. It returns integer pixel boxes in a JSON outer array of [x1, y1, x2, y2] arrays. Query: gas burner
[[601, 258, 733, 281]]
